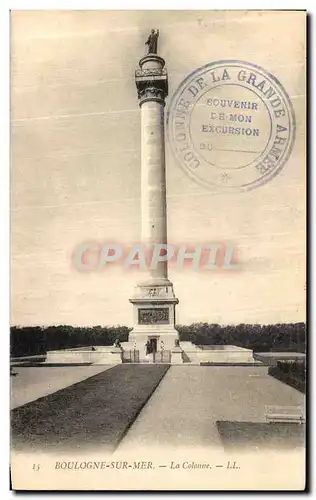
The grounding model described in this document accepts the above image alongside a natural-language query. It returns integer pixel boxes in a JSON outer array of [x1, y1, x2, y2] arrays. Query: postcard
[[10, 9, 306, 491]]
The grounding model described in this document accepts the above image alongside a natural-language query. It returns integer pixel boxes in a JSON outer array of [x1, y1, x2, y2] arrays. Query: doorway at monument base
[[120, 341, 182, 364], [127, 330, 179, 350]]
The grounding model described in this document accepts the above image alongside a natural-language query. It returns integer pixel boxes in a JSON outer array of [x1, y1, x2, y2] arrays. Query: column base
[[128, 281, 179, 352]]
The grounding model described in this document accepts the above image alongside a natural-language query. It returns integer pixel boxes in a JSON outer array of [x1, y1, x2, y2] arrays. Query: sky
[[10, 10, 306, 326]]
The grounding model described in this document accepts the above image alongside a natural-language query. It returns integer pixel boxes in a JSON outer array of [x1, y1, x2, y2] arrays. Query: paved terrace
[[118, 365, 305, 451]]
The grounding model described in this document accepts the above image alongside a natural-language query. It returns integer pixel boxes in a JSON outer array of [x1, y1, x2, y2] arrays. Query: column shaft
[[141, 100, 168, 280]]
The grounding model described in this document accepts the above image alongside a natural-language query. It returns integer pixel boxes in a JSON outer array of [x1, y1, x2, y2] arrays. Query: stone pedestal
[[129, 280, 179, 353], [128, 51, 179, 354]]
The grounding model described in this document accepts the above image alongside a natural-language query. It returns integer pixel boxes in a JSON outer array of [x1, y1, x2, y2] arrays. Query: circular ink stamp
[[167, 60, 296, 192]]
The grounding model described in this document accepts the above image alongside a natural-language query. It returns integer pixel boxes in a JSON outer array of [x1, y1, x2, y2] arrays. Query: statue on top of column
[[145, 29, 159, 54]]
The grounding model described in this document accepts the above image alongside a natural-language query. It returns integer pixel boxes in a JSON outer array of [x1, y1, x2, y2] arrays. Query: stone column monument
[[128, 30, 179, 355]]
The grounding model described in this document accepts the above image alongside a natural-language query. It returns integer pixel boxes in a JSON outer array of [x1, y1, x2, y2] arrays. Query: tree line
[[177, 322, 306, 353], [10, 322, 305, 357], [10, 325, 131, 357]]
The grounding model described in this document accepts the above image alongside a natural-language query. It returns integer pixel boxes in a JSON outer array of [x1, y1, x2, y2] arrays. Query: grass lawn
[[11, 364, 169, 453], [216, 421, 305, 451]]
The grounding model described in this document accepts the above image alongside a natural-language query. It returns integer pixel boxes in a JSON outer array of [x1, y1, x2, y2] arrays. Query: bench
[[265, 405, 305, 424]]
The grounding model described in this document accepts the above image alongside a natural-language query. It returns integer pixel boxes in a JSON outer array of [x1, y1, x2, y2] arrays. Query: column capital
[[135, 54, 168, 106]]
